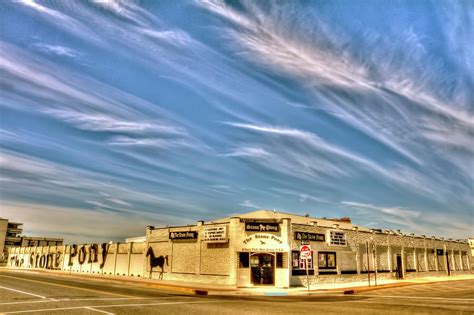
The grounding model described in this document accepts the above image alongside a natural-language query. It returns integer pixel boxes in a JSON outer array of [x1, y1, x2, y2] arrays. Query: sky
[[0, 0, 473, 243]]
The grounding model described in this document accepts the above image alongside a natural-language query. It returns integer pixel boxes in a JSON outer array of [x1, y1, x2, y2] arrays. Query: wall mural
[[146, 247, 168, 279], [9, 243, 110, 270]]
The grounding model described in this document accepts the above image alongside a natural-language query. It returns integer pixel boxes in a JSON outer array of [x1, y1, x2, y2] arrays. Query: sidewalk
[[1, 267, 473, 296]]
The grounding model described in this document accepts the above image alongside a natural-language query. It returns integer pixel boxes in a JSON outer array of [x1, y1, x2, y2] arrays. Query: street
[[0, 270, 473, 314]]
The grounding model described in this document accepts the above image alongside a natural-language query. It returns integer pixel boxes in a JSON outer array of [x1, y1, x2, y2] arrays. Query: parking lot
[[1, 270, 473, 314]]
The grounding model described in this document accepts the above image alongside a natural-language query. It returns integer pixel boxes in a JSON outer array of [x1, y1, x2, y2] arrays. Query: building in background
[[469, 238, 474, 267], [0, 218, 63, 264]]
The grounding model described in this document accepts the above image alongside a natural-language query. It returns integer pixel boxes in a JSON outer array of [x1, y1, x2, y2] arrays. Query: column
[[414, 247, 418, 274], [451, 249, 456, 271], [387, 235, 392, 273], [113, 243, 119, 276], [401, 244, 405, 279], [127, 242, 133, 276], [424, 243, 428, 272]]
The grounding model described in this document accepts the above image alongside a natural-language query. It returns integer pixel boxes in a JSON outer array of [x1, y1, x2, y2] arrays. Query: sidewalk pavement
[[1, 267, 473, 296]]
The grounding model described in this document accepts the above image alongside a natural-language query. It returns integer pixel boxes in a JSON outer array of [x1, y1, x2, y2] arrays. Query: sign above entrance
[[241, 233, 288, 253], [245, 222, 279, 232], [300, 245, 312, 259], [169, 231, 197, 240], [203, 226, 228, 243], [294, 232, 325, 242]]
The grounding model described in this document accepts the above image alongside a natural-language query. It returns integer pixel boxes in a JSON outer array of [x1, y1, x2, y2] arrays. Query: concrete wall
[[7, 242, 145, 278]]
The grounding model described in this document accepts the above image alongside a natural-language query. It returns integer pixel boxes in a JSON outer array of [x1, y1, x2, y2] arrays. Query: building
[[1, 218, 63, 263], [469, 238, 474, 264], [6, 210, 472, 288]]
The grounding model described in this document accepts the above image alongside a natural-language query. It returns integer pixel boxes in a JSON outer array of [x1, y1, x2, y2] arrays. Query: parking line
[[85, 307, 115, 314], [0, 274, 132, 298], [358, 294, 474, 302], [3, 300, 228, 314], [0, 297, 157, 306], [0, 286, 48, 300]]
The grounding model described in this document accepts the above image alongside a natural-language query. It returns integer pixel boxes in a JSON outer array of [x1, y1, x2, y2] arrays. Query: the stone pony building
[[7, 210, 472, 288]]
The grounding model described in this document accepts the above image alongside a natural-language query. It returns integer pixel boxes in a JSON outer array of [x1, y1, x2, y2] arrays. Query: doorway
[[250, 253, 274, 285], [396, 255, 403, 279]]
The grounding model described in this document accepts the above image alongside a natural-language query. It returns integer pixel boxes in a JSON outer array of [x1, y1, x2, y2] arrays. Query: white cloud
[[31, 43, 79, 58], [240, 200, 261, 209]]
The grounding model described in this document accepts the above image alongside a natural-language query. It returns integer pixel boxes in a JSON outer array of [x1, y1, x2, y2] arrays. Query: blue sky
[[0, 0, 472, 243]]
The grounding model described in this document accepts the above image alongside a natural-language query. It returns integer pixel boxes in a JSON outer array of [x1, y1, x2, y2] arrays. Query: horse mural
[[146, 247, 168, 279]]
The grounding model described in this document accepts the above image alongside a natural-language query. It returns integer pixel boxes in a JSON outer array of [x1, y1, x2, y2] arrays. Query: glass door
[[250, 253, 275, 285]]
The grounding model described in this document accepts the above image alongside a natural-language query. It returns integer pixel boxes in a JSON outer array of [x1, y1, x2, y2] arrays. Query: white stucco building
[[6, 210, 472, 288]]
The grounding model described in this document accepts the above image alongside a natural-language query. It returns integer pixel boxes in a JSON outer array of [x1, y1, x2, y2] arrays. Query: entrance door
[[396, 255, 403, 279], [250, 253, 274, 285]]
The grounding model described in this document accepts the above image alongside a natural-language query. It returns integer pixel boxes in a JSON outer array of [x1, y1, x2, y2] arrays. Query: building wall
[[145, 222, 232, 285], [290, 223, 472, 285], [0, 219, 8, 261], [5, 218, 472, 287]]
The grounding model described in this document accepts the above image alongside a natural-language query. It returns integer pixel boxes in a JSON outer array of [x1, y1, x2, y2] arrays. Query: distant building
[[0, 218, 63, 263], [125, 236, 146, 243], [469, 238, 474, 257]]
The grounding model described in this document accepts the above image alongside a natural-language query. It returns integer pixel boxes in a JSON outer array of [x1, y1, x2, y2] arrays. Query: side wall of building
[[290, 223, 472, 285], [6, 242, 145, 278]]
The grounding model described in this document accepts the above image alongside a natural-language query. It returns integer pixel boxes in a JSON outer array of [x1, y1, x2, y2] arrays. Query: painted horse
[[146, 247, 168, 279]]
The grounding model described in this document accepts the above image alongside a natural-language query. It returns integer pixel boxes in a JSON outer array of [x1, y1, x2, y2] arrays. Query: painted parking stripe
[[85, 307, 115, 314], [0, 274, 131, 298], [358, 295, 474, 302], [0, 297, 159, 305], [3, 300, 230, 314], [0, 286, 48, 300]]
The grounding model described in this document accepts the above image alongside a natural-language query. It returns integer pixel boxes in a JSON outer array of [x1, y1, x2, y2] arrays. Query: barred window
[[329, 231, 346, 246]]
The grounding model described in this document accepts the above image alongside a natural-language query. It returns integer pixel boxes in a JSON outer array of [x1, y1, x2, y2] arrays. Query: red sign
[[300, 245, 312, 259]]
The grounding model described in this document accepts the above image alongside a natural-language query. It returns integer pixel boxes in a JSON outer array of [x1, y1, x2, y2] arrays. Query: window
[[292, 251, 313, 269], [318, 252, 336, 269], [239, 252, 249, 268], [329, 231, 346, 246], [276, 252, 286, 268]]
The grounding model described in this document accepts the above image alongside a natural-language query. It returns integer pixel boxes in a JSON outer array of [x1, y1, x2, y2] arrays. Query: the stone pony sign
[[8, 243, 111, 270]]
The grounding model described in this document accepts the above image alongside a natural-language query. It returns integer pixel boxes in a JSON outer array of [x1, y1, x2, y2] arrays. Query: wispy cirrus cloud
[[31, 43, 79, 58], [1, 0, 472, 241]]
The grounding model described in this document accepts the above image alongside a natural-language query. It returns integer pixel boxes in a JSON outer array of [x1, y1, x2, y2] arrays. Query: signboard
[[245, 222, 279, 232], [295, 232, 325, 242], [203, 226, 228, 243], [300, 245, 312, 259], [169, 231, 198, 240], [241, 233, 288, 252]]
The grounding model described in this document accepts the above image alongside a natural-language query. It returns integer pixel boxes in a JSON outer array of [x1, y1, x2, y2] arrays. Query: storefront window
[[239, 252, 249, 268], [292, 251, 313, 269], [318, 252, 336, 269], [292, 252, 299, 268], [276, 252, 285, 268]]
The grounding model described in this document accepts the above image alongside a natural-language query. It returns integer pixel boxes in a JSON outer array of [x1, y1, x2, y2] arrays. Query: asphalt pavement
[[1, 270, 473, 314]]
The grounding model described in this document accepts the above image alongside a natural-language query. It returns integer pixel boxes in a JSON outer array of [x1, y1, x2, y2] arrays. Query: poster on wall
[[203, 226, 228, 243]]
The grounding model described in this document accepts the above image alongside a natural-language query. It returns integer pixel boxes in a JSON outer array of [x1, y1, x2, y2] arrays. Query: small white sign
[[300, 244, 312, 259], [203, 226, 228, 243]]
